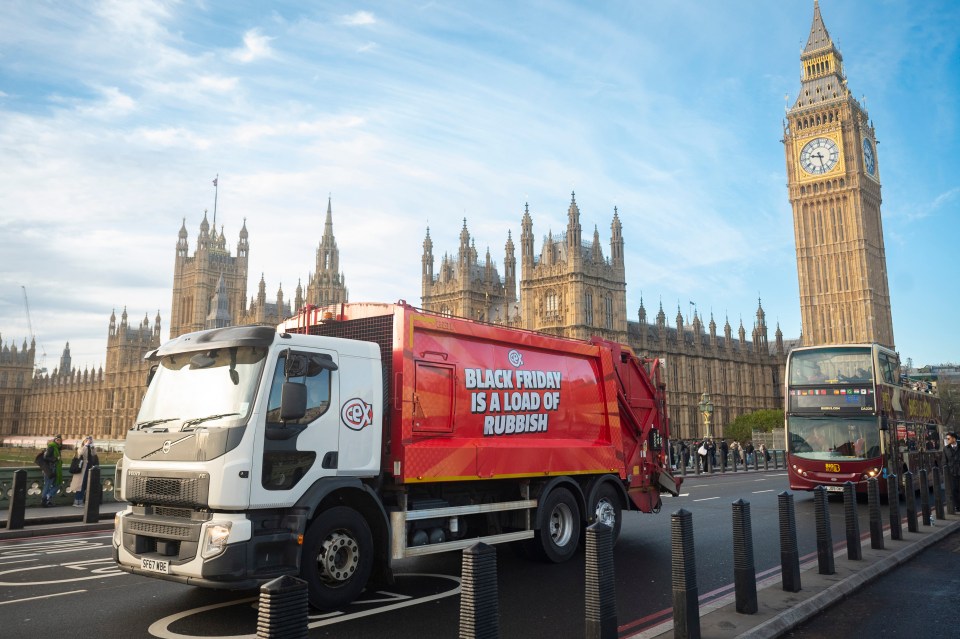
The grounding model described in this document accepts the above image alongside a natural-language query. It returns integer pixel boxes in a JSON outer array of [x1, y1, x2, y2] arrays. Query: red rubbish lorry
[[114, 302, 680, 609]]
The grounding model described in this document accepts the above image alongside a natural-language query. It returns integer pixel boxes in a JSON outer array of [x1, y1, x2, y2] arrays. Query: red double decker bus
[[785, 343, 941, 494]]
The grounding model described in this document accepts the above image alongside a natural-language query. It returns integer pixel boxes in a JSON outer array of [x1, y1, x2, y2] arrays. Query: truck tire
[[588, 482, 622, 544], [533, 487, 581, 563], [301, 506, 374, 610]]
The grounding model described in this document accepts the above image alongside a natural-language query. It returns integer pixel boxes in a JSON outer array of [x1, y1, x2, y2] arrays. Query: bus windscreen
[[787, 415, 881, 460], [788, 347, 873, 386]]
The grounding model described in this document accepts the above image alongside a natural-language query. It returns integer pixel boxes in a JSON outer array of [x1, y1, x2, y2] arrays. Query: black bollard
[[731, 499, 757, 614], [945, 465, 956, 514], [933, 466, 946, 521], [671, 509, 700, 639], [82, 466, 102, 524], [867, 478, 884, 550], [813, 486, 834, 575], [887, 473, 902, 541], [919, 468, 931, 526], [6, 470, 27, 530], [681, 457, 687, 478], [708, 454, 715, 475], [584, 522, 617, 639], [459, 542, 499, 639], [778, 492, 801, 592], [774, 451, 781, 470], [721, 452, 726, 474], [694, 454, 701, 476], [256, 575, 308, 639], [904, 471, 918, 533], [843, 482, 862, 560], [763, 450, 769, 472]]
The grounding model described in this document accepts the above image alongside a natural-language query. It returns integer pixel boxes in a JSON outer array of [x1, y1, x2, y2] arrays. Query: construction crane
[[21, 285, 47, 375]]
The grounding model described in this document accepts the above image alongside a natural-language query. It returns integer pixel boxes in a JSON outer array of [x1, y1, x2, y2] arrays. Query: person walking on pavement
[[69, 435, 98, 507], [942, 432, 960, 514], [40, 434, 63, 507], [745, 440, 755, 465], [719, 439, 729, 470]]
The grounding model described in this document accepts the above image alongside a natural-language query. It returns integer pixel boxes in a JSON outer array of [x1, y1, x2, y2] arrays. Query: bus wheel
[[301, 506, 373, 610], [588, 482, 622, 544], [534, 487, 580, 563]]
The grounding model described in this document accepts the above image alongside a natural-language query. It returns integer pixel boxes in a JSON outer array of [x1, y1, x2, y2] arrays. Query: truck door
[[250, 348, 340, 506]]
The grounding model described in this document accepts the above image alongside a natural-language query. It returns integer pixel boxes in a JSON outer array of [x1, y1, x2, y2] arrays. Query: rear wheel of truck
[[301, 506, 374, 610], [533, 487, 581, 563], [588, 482, 622, 544]]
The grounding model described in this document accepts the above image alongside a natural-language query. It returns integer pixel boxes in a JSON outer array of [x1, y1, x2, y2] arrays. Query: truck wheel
[[534, 487, 580, 563], [588, 482, 622, 544], [300, 506, 374, 610]]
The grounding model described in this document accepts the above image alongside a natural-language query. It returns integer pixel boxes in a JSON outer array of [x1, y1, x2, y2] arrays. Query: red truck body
[[283, 301, 678, 512]]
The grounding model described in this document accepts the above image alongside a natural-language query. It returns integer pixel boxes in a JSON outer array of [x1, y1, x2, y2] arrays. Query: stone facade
[[783, 1, 894, 349], [421, 195, 786, 440], [2, 310, 161, 440]]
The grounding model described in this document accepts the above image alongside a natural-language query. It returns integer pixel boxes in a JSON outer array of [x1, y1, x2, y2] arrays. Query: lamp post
[[698, 392, 714, 440]]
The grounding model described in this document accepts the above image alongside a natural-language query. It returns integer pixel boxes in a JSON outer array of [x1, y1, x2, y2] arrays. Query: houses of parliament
[[0, 2, 894, 442]]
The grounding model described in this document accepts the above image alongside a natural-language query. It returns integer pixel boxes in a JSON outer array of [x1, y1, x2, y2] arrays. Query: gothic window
[[604, 296, 613, 330], [545, 290, 558, 317], [440, 305, 451, 318], [585, 292, 594, 325]]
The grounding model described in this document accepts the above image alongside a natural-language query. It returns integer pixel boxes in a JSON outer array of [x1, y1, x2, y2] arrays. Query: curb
[[0, 520, 115, 540]]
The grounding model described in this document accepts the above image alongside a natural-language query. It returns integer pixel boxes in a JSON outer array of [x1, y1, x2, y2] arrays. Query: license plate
[[825, 485, 844, 493], [141, 557, 170, 574], [824, 463, 840, 473]]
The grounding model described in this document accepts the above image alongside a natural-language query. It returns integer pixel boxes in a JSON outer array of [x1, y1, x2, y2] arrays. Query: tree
[[939, 380, 960, 429], [724, 409, 784, 443]]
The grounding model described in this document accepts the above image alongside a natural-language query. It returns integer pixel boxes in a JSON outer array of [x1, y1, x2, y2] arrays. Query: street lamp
[[698, 392, 714, 439]]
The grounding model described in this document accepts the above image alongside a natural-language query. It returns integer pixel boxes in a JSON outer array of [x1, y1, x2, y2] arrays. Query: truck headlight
[[201, 522, 233, 559]]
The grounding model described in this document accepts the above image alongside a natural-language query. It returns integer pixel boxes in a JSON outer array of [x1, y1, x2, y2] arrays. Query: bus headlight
[[863, 468, 880, 479], [201, 522, 233, 559]]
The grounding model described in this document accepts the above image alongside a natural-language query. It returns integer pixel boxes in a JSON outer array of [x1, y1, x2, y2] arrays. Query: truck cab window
[[266, 354, 332, 426]]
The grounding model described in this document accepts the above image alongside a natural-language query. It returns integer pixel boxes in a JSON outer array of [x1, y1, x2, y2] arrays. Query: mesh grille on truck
[[126, 473, 209, 508], [126, 519, 194, 539]]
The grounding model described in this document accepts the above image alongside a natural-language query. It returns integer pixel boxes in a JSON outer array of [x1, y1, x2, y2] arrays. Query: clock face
[[862, 138, 876, 175], [799, 137, 841, 175]]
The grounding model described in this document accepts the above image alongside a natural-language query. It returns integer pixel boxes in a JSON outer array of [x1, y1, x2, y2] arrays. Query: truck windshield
[[136, 346, 267, 430]]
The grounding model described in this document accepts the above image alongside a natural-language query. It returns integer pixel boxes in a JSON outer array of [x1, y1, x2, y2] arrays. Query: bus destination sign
[[789, 387, 875, 412]]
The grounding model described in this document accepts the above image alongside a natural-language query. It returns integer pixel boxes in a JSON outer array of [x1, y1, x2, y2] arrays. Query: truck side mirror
[[280, 381, 308, 422], [146, 364, 158, 386]]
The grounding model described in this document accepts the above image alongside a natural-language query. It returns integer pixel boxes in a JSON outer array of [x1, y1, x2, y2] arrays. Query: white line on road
[[693, 497, 720, 502], [677, 493, 690, 497], [0, 589, 87, 606], [752, 490, 776, 494]]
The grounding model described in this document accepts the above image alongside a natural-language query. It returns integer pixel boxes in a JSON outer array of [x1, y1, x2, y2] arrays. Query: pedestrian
[[680, 440, 690, 470], [40, 434, 63, 507], [69, 435, 98, 507], [697, 440, 708, 471], [707, 439, 717, 469], [719, 439, 729, 470], [942, 432, 960, 514], [745, 440, 755, 465], [759, 442, 769, 464]]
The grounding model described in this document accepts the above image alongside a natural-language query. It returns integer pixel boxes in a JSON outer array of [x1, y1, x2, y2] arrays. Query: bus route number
[[824, 463, 840, 473]]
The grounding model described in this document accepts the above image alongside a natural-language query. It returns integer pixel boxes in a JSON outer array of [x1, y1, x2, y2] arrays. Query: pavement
[[1, 497, 957, 639], [0, 500, 126, 539], [633, 508, 960, 639]]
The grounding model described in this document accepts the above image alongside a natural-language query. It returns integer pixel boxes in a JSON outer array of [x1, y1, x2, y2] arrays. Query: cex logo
[[341, 398, 374, 431]]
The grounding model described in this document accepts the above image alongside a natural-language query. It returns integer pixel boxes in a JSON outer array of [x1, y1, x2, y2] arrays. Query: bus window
[[877, 352, 898, 385], [924, 423, 941, 451], [789, 347, 872, 385], [788, 416, 879, 460]]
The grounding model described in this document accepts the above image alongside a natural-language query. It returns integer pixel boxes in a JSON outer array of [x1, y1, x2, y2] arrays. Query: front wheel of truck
[[301, 506, 374, 610]]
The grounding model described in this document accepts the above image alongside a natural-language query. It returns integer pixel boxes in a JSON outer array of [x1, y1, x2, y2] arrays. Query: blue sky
[[0, 0, 957, 372]]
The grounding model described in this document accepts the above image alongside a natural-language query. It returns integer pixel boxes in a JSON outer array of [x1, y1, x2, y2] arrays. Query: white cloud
[[231, 28, 274, 63], [341, 11, 376, 26]]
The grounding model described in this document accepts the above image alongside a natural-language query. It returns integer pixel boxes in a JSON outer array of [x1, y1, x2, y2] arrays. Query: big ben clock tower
[[784, 1, 894, 349]]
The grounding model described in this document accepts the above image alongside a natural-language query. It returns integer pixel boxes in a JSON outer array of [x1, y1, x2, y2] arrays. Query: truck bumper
[[114, 507, 305, 589]]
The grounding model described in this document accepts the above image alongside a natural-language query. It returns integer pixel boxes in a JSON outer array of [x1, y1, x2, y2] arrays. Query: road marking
[[0, 557, 123, 585], [0, 589, 87, 605], [692, 497, 719, 502], [677, 493, 690, 497], [147, 573, 462, 638], [752, 489, 776, 494]]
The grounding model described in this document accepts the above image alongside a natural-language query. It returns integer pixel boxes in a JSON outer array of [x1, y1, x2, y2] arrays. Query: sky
[[1, 0, 958, 373]]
